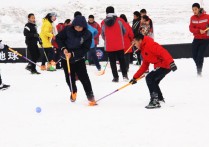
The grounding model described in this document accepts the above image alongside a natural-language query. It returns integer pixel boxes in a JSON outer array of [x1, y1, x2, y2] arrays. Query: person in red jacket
[[129, 35, 177, 109], [120, 14, 134, 72], [101, 6, 128, 82], [189, 3, 209, 76]]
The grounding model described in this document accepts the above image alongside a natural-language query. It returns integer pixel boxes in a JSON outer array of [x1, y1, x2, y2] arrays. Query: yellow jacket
[[40, 19, 54, 48]]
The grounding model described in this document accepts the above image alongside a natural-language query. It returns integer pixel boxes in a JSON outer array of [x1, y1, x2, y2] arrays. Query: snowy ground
[[0, 58, 209, 147], [0, 0, 209, 47]]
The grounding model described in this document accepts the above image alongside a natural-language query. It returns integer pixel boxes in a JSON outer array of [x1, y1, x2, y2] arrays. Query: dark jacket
[[23, 22, 39, 45], [132, 18, 141, 37], [56, 26, 92, 63]]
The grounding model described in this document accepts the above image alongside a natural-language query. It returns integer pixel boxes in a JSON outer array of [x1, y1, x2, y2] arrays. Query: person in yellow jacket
[[40, 12, 57, 71]]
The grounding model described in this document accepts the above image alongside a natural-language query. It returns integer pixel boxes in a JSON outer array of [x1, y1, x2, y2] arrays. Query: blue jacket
[[87, 24, 98, 48], [56, 26, 92, 63]]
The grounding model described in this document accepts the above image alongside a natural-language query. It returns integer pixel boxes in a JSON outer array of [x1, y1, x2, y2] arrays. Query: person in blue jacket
[[87, 24, 101, 71], [56, 15, 96, 105]]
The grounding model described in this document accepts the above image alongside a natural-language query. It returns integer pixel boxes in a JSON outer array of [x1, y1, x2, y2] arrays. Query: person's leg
[[75, 59, 94, 100], [108, 52, 119, 79], [124, 53, 130, 71], [196, 39, 209, 74], [41, 48, 47, 66], [116, 50, 128, 77], [28, 43, 39, 71], [90, 47, 101, 70], [146, 68, 171, 99], [61, 59, 77, 93], [47, 47, 55, 62], [192, 39, 200, 72]]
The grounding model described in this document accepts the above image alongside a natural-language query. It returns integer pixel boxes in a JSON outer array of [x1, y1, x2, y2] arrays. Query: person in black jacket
[[56, 15, 96, 105], [132, 11, 142, 65], [0, 40, 10, 90], [23, 13, 41, 74]]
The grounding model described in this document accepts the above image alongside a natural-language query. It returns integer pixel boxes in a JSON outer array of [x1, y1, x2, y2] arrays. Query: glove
[[129, 78, 137, 85], [34, 33, 39, 38], [170, 62, 177, 72], [4, 45, 9, 50]]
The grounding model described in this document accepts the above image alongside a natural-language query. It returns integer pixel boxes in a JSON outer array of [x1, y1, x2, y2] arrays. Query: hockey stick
[[93, 75, 145, 104], [204, 27, 209, 32], [8, 48, 41, 67], [124, 44, 134, 54], [66, 54, 76, 101]]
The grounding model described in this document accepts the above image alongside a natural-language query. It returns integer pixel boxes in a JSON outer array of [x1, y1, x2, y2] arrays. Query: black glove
[[34, 33, 39, 38], [4, 45, 9, 50], [170, 62, 177, 72], [129, 78, 137, 85]]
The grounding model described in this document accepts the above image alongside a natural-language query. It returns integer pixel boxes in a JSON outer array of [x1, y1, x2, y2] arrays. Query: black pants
[[87, 46, 101, 70], [62, 58, 94, 99], [54, 48, 62, 68], [133, 46, 141, 65], [108, 50, 127, 78], [192, 39, 209, 73], [124, 53, 130, 71], [27, 43, 40, 71], [41, 48, 54, 65], [0, 74, 2, 85], [146, 68, 171, 99]]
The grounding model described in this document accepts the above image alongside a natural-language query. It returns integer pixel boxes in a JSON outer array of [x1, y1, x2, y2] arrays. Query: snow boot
[[70, 92, 77, 102], [40, 65, 46, 71], [87, 93, 97, 106], [145, 92, 161, 109], [112, 77, 119, 83], [31, 70, 41, 75], [123, 76, 129, 82], [0, 84, 10, 91], [25, 64, 32, 72], [145, 98, 161, 109]]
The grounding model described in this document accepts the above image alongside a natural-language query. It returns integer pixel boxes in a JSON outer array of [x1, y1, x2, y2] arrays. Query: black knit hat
[[106, 6, 114, 14], [72, 15, 87, 28], [74, 11, 82, 18], [192, 3, 200, 9]]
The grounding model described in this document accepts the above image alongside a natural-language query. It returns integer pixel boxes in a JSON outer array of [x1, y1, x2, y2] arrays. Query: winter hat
[[74, 11, 82, 18], [49, 12, 57, 17], [72, 15, 87, 28], [192, 3, 200, 9], [106, 6, 114, 14]]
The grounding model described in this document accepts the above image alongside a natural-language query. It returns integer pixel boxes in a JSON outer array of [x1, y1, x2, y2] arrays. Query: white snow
[[0, 58, 209, 147], [0, 0, 209, 47]]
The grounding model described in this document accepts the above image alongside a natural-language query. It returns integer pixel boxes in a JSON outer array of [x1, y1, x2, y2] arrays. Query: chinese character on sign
[[8, 52, 19, 61], [0, 51, 6, 61]]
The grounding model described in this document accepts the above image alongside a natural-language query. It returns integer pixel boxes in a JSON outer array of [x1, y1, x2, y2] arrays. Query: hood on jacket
[[104, 13, 117, 27], [72, 16, 87, 28]]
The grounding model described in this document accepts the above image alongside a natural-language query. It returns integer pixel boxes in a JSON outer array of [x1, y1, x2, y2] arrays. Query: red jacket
[[189, 13, 209, 39], [88, 21, 101, 45], [101, 15, 126, 52], [124, 22, 134, 53], [52, 23, 65, 48], [133, 36, 174, 79]]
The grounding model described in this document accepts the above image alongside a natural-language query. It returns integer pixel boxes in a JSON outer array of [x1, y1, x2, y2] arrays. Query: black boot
[[31, 70, 41, 75], [25, 63, 32, 72], [0, 84, 10, 91], [145, 92, 161, 109], [112, 77, 119, 83]]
